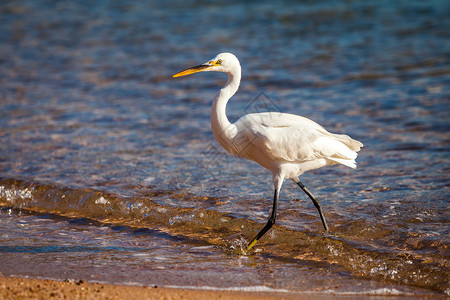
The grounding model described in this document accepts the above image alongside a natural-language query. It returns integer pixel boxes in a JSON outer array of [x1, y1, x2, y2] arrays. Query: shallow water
[[0, 0, 449, 297]]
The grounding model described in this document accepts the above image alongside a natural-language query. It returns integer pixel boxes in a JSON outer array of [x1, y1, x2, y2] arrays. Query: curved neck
[[211, 69, 241, 144]]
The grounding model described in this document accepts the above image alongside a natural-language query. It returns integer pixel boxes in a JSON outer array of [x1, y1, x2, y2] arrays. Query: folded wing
[[233, 112, 363, 168]]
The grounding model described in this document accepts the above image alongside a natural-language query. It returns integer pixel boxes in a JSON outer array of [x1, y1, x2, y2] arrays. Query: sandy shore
[[0, 274, 440, 299], [0, 275, 338, 300]]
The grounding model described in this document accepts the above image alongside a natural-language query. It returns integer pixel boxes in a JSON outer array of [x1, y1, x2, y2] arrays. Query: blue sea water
[[0, 0, 449, 296]]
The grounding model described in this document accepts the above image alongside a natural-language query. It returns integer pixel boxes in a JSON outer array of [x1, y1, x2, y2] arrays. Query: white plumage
[[173, 52, 363, 252]]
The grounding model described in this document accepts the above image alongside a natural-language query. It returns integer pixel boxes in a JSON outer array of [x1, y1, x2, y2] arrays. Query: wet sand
[[0, 275, 438, 300], [0, 274, 322, 300]]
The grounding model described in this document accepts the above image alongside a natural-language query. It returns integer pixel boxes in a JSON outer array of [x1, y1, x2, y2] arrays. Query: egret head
[[173, 52, 240, 77]]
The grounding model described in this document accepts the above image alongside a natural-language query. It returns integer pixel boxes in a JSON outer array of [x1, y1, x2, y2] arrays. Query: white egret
[[173, 53, 363, 252]]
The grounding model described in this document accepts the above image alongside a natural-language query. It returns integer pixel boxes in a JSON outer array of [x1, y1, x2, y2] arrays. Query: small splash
[[169, 213, 197, 226], [225, 234, 263, 255], [95, 196, 109, 205]]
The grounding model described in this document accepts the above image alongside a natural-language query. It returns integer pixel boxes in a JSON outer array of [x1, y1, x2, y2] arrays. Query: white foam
[[321, 288, 403, 296], [164, 285, 290, 293], [160, 285, 418, 297]]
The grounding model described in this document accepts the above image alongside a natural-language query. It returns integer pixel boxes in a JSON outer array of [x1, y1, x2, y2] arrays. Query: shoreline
[[0, 275, 320, 300], [0, 275, 441, 300]]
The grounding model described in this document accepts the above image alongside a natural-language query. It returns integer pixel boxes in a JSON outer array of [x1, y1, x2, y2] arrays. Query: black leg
[[296, 181, 329, 232], [246, 189, 279, 251]]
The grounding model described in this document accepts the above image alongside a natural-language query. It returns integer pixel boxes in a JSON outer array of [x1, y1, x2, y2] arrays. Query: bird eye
[[216, 59, 223, 65]]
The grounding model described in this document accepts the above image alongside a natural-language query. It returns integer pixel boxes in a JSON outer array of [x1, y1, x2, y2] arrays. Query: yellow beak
[[173, 64, 212, 78]]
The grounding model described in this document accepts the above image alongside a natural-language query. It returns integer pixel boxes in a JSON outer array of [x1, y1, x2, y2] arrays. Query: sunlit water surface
[[0, 0, 449, 297]]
